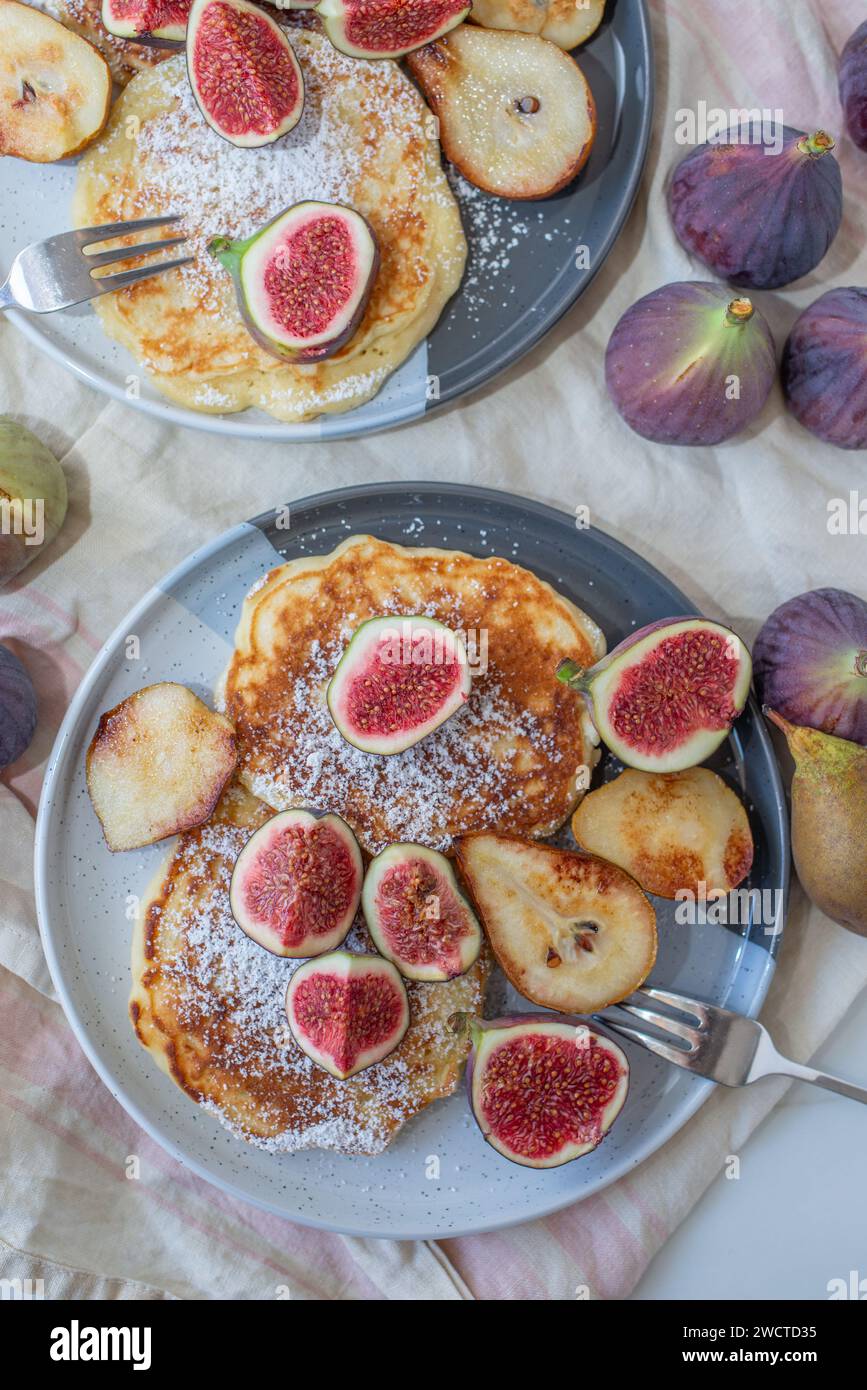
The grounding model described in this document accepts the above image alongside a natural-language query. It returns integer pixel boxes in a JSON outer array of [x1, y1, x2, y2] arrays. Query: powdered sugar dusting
[[243, 620, 565, 852], [132, 46, 374, 317], [146, 799, 483, 1154]]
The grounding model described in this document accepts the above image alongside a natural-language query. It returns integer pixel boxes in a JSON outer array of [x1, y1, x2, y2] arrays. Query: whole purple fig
[[754, 590, 867, 747], [782, 287, 867, 450], [668, 126, 843, 289], [840, 20, 867, 151], [0, 643, 37, 768], [605, 282, 776, 446]]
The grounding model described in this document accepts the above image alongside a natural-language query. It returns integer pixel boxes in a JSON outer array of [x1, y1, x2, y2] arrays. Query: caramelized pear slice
[[572, 768, 754, 900], [407, 25, 596, 199], [86, 682, 237, 851], [455, 831, 657, 1013], [0, 0, 111, 162]]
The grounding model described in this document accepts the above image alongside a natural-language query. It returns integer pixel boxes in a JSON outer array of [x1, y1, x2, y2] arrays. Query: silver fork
[[0, 217, 192, 314], [598, 986, 867, 1105]]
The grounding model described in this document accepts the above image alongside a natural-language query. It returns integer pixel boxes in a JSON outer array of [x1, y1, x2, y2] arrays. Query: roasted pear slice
[[572, 768, 754, 901], [407, 25, 596, 199], [0, 0, 111, 162], [454, 832, 657, 1013], [469, 0, 606, 51], [86, 682, 237, 851]]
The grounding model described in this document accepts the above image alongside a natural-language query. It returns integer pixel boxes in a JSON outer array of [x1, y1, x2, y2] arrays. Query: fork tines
[[78, 216, 193, 290]]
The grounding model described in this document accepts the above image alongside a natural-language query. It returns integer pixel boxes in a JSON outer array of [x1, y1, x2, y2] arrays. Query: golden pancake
[[73, 33, 467, 422], [219, 535, 606, 852], [131, 780, 491, 1153]]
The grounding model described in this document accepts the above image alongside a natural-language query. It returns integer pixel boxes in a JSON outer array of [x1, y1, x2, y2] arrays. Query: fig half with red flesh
[[558, 617, 752, 773], [209, 202, 379, 363], [230, 808, 363, 957], [286, 951, 410, 1079], [327, 615, 472, 754], [102, 0, 191, 41], [187, 0, 304, 146], [316, 0, 470, 60], [454, 1013, 629, 1168], [362, 843, 482, 981]]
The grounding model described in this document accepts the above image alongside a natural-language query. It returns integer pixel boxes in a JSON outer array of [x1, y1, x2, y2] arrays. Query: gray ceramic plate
[[35, 483, 788, 1238], [1, 3, 652, 440]]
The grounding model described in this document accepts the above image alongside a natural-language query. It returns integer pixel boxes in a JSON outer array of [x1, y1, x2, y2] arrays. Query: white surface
[[632, 988, 867, 1301]]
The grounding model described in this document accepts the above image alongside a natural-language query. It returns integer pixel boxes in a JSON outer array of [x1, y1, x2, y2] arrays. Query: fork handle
[[771, 1055, 867, 1106]]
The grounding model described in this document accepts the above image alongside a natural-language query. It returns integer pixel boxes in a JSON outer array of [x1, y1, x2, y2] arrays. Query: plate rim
[[6, 2, 654, 442], [33, 481, 789, 1240]]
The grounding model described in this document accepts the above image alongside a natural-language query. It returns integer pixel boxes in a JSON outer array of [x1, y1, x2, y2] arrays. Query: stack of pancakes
[[132, 538, 606, 1154], [73, 31, 467, 422]]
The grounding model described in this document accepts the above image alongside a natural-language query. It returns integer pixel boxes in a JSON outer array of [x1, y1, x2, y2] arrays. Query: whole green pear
[[767, 709, 867, 936], [0, 418, 68, 587]]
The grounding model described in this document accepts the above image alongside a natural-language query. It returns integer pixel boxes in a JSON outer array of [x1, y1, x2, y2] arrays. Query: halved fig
[[187, 0, 304, 147], [406, 26, 596, 200], [557, 618, 753, 773], [0, 0, 111, 163], [454, 832, 657, 1013], [362, 843, 482, 980], [572, 767, 754, 900], [453, 1013, 629, 1168], [326, 615, 472, 755], [316, 0, 470, 60], [85, 683, 237, 852], [230, 808, 363, 957], [209, 201, 379, 363], [286, 950, 410, 1079], [102, 0, 191, 41]]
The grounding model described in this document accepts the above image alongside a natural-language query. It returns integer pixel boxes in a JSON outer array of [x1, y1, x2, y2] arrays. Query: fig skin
[[781, 287, 867, 450], [840, 21, 867, 152], [209, 202, 379, 364], [668, 126, 843, 290], [0, 643, 37, 769], [766, 710, 867, 937], [605, 283, 776, 447], [754, 590, 867, 747], [452, 1012, 630, 1169]]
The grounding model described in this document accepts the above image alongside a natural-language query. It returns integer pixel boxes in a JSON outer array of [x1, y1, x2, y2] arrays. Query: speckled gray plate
[[35, 483, 788, 1239], [1, 4, 652, 440]]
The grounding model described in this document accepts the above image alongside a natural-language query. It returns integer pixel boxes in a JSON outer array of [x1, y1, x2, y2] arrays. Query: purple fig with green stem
[[668, 125, 843, 289], [605, 282, 776, 446]]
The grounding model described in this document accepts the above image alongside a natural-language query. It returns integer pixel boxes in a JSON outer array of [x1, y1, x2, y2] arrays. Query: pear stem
[[763, 706, 790, 736]]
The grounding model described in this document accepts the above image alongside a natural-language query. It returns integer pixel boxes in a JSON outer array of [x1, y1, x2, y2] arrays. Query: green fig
[[766, 709, 867, 936], [0, 419, 67, 588]]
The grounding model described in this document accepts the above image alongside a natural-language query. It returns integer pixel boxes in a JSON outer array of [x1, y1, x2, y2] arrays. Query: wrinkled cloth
[[1, 0, 866, 1300]]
